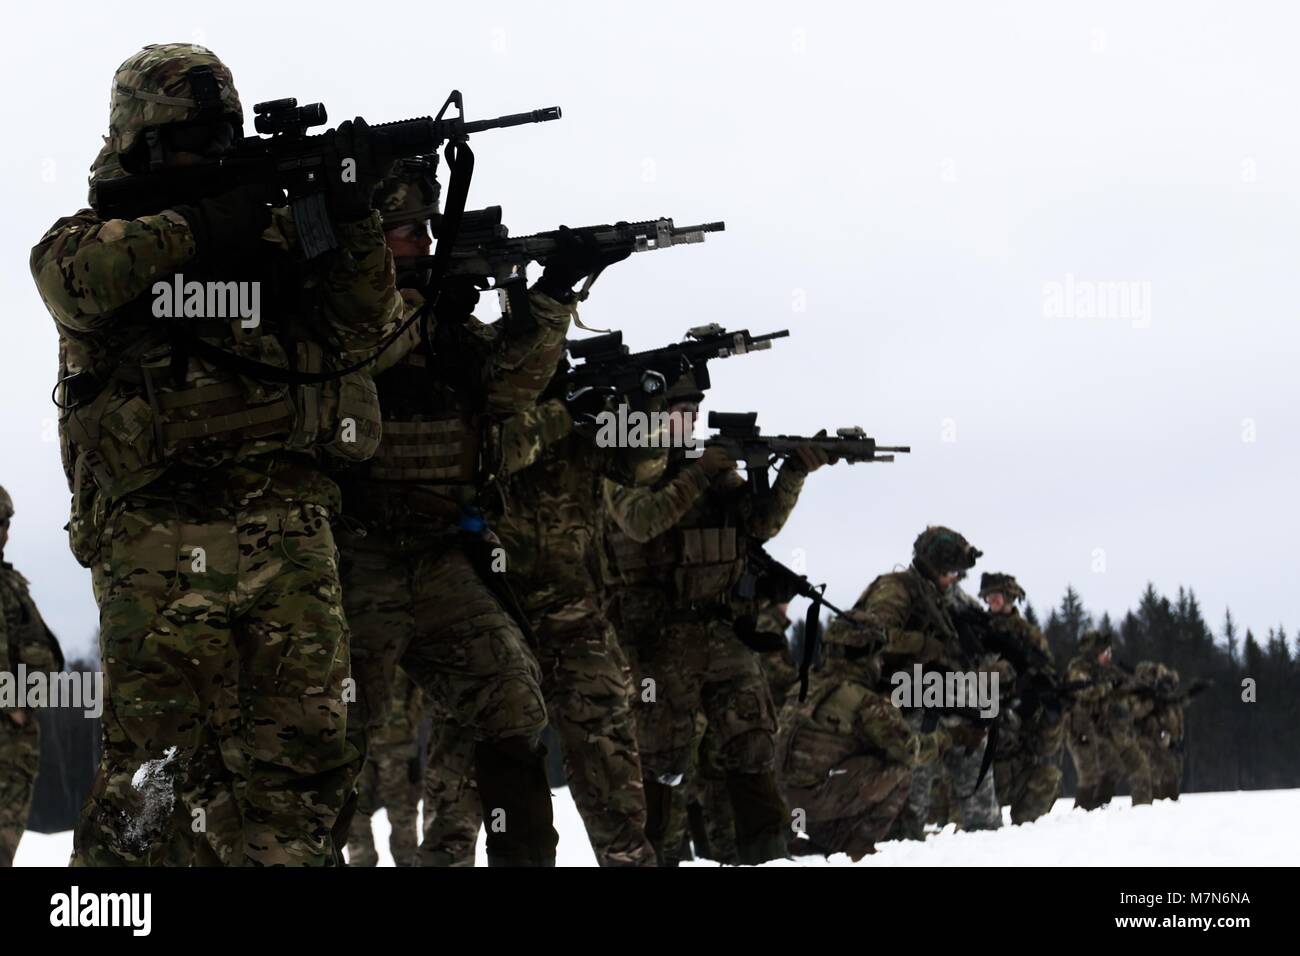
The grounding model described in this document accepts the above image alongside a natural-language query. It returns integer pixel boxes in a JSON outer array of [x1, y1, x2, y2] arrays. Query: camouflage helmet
[[1078, 629, 1111, 654], [373, 157, 441, 229], [912, 526, 982, 578], [978, 572, 1026, 603], [0, 486, 12, 520], [1135, 660, 1159, 683], [107, 43, 243, 159]]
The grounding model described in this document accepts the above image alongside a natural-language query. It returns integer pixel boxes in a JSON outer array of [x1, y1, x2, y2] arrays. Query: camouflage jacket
[[827, 565, 965, 677], [494, 399, 666, 612], [32, 201, 404, 561], [0, 562, 64, 713], [333, 287, 574, 544], [602, 453, 807, 611], [1064, 654, 1132, 733], [778, 658, 938, 791], [987, 608, 1053, 694]]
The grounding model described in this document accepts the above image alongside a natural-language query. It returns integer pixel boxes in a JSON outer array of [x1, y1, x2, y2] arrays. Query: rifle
[[401, 215, 725, 335], [567, 324, 786, 402], [705, 412, 910, 493], [735, 545, 849, 703], [1120, 677, 1213, 707], [93, 90, 561, 259], [947, 600, 1094, 723]]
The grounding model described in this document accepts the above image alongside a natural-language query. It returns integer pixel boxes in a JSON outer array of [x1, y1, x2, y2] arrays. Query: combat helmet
[[107, 43, 243, 164], [978, 571, 1025, 603], [912, 526, 982, 579], [1078, 629, 1111, 654], [373, 157, 442, 229], [0, 486, 12, 520]]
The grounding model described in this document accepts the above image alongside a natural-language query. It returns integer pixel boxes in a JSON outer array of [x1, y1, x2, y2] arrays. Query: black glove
[[329, 117, 384, 222], [534, 225, 634, 302], [565, 385, 617, 428], [174, 182, 279, 258]]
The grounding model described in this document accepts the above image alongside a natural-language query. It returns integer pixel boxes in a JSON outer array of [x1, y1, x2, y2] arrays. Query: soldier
[[346, 671, 425, 866], [979, 572, 1064, 824], [416, 364, 666, 867], [31, 44, 401, 865], [839, 527, 1001, 839], [334, 160, 633, 866], [603, 371, 829, 865], [776, 608, 947, 860], [1064, 630, 1153, 810], [1132, 661, 1186, 800], [0, 487, 65, 867]]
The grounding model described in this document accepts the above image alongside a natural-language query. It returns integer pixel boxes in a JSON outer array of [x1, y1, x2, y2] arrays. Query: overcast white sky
[[4, 0, 1298, 658]]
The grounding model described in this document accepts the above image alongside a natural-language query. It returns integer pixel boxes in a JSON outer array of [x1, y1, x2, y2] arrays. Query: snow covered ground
[[14, 788, 1294, 866]]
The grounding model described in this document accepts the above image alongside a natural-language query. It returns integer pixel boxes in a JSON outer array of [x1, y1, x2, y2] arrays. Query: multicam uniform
[[603, 451, 809, 865], [1132, 662, 1185, 801], [776, 627, 945, 858], [987, 608, 1064, 823], [417, 394, 664, 866], [0, 490, 65, 867], [1064, 632, 1152, 810], [334, 284, 574, 867], [31, 45, 402, 866], [836, 528, 1001, 837], [346, 670, 426, 866]]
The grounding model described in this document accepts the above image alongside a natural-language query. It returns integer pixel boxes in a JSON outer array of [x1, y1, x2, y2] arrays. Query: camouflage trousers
[[75, 466, 359, 866], [616, 603, 786, 866], [0, 712, 40, 867], [1142, 741, 1182, 800], [417, 595, 655, 867], [418, 712, 481, 866], [902, 714, 1002, 834], [685, 723, 740, 864], [1066, 715, 1152, 809], [774, 728, 909, 863], [994, 713, 1065, 824], [347, 745, 423, 866], [339, 534, 556, 866]]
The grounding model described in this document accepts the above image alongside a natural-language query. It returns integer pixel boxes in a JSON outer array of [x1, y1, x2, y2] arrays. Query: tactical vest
[[606, 475, 747, 608], [57, 260, 382, 564], [335, 347, 499, 535]]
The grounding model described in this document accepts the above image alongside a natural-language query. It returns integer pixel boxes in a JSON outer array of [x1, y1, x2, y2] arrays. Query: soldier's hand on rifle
[[785, 430, 833, 473], [565, 385, 616, 427], [695, 445, 736, 479], [329, 117, 385, 222], [534, 225, 634, 303], [173, 182, 280, 258]]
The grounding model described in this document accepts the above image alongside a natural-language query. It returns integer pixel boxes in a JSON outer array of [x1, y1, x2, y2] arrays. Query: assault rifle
[[735, 545, 850, 703], [566, 324, 786, 401], [401, 213, 725, 334], [93, 90, 562, 259], [947, 600, 1096, 723], [706, 412, 910, 493]]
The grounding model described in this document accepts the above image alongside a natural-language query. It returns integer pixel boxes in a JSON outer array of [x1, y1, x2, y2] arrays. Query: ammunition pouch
[[673, 526, 743, 605], [60, 335, 382, 504], [366, 412, 479, 484]]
